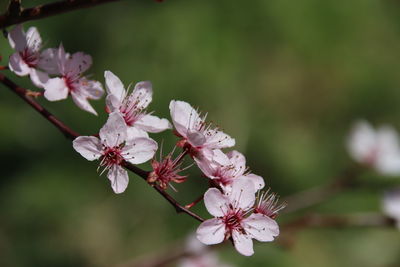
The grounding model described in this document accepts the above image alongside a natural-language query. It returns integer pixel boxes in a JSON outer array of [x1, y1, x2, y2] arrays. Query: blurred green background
[[1, 0, 400, 266]]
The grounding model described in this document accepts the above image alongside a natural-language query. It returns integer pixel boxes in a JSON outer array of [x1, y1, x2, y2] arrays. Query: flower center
[[20, 48, 38, 68], [101, 147, 124, 167], [223, 209, 244, 232]]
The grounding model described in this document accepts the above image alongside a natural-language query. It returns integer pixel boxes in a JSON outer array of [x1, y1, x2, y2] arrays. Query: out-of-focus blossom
[[72, 112, 157, 193], [196, 149, 264, 192], [196, 180, 279, 256], [169, 100, 235, 158], [382, 188, 400, 228], [347, 120, 400, 176], [43, 45, 103, 115], [178, 235, 234, 267], [8, 25, 53, 88], [104, 70, 171, 137]]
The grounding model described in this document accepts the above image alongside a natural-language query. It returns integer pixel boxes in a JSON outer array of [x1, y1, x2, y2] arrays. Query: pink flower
[[169, 100, 235, 157], [8, 25, 53, 88], [147, 149, 188, 190], [104, 70, 171, 137], [254, 190, 286, 219], [72, 112, 158, 193], [196, 180, 279, 256], [196, 149, 264, 192], [347, 120, 400, 176], [43, 45, 104, 115]]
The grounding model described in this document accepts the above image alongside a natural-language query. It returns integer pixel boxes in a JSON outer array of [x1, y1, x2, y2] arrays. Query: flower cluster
[[7, 24, 284, 256]]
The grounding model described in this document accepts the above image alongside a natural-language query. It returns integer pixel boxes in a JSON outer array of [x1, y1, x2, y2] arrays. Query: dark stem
[[0, 0, 122, 29], [0, 73, 204, 223]]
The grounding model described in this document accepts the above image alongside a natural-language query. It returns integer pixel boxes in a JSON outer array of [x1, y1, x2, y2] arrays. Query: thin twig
[[0, 73, 204, 223], [0, 0, 122, 29]]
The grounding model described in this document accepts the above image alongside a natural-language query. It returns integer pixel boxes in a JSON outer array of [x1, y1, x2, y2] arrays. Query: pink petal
[[66, 52, 92, 76], [225, 179, 255, 210], [9, 53, 31, 76], [131, 81, 153, 110], [121, 137, 157, 164], [196, 218, 225, 245], [99, 112, 127, 148], [8, 25, 26, 52], [78, 78, 104, 100], [135, 114, 172, 133], [204, 188, 228, 217], [106, 94, 122, 113], [29, 69, 49, 88], [232, 230, 254, 256], [25, 27, 42, 52], [243, 213, 279, 242], [194, 152, 217, 178], [212, 149, 231, 166], [126, 127, 149, 139], [107, 165, 129, 194], [38, 48, 60, 75], [72, 136, 102, 161], [244, 173, 265, 191], [204, 130, 235, 150], [71, 91, 98, 116], [187, 131, 206, 147], [227, 150, 246, 176], [43, 77, 68, 101], [169, 100, 202, 138], [104, 70, 126, 102]]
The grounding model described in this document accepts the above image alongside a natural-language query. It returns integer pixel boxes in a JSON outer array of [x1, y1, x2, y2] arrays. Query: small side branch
[[0, 0, 122, 29]]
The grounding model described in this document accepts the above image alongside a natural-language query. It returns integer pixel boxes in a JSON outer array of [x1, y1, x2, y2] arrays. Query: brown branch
[[0, 73, 204, 223], [0, 0, 122, 29]]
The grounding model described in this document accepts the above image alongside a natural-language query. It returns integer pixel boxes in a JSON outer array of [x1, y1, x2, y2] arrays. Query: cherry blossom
[[8, 24, 53, 88], [43, 44, 104, 115], [72, 112, 157, 193], [147, 149, 188, 190], [196, 180, 279, 256], [104, 70, 171, 137], [347, 120, 400, 176], [382, 188, 400, 229], [196, 149, 264, 192], [254, 190, 286, 219], [169, 100, 235, 158]]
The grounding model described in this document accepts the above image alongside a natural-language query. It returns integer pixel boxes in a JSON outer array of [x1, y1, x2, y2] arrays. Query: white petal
[[106, 94, 122, 113], [243, 213, 279, 242], [26, 27, 42, 52], [383, 189, 400, 220], [131, 81, 153, 110], [187, 131, 206, 147], [8, 24, 26, 51], [29, 69, 49, 88], [71, 91, 98, 116], [126, 126, 149, 139], [244, 173, 265, 191], [347, 120, 376, 163], [226, 179, 256, 210], [9, 53, 31, 76], [376, 153, 400, 176], [104, 70, 126, 102], [194, 153, 218, 178], [212, 149, 231, 166], [43, 77, 69, 101], [232, 230, 254, 256], [99, 112, 127, 147], [135, 114, 172, 133], [72, 136, 102, 161], [66, 52, 92, 76], [122, 137, 157, 164], [107, 165, 129, 194], [227, 150, 246, 176], [204, 188, 229, 217], [204, 130, 235, 150], [38, 48, 60, 75], [169, 100, 202, 138], [196, 218, 225, 245]]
